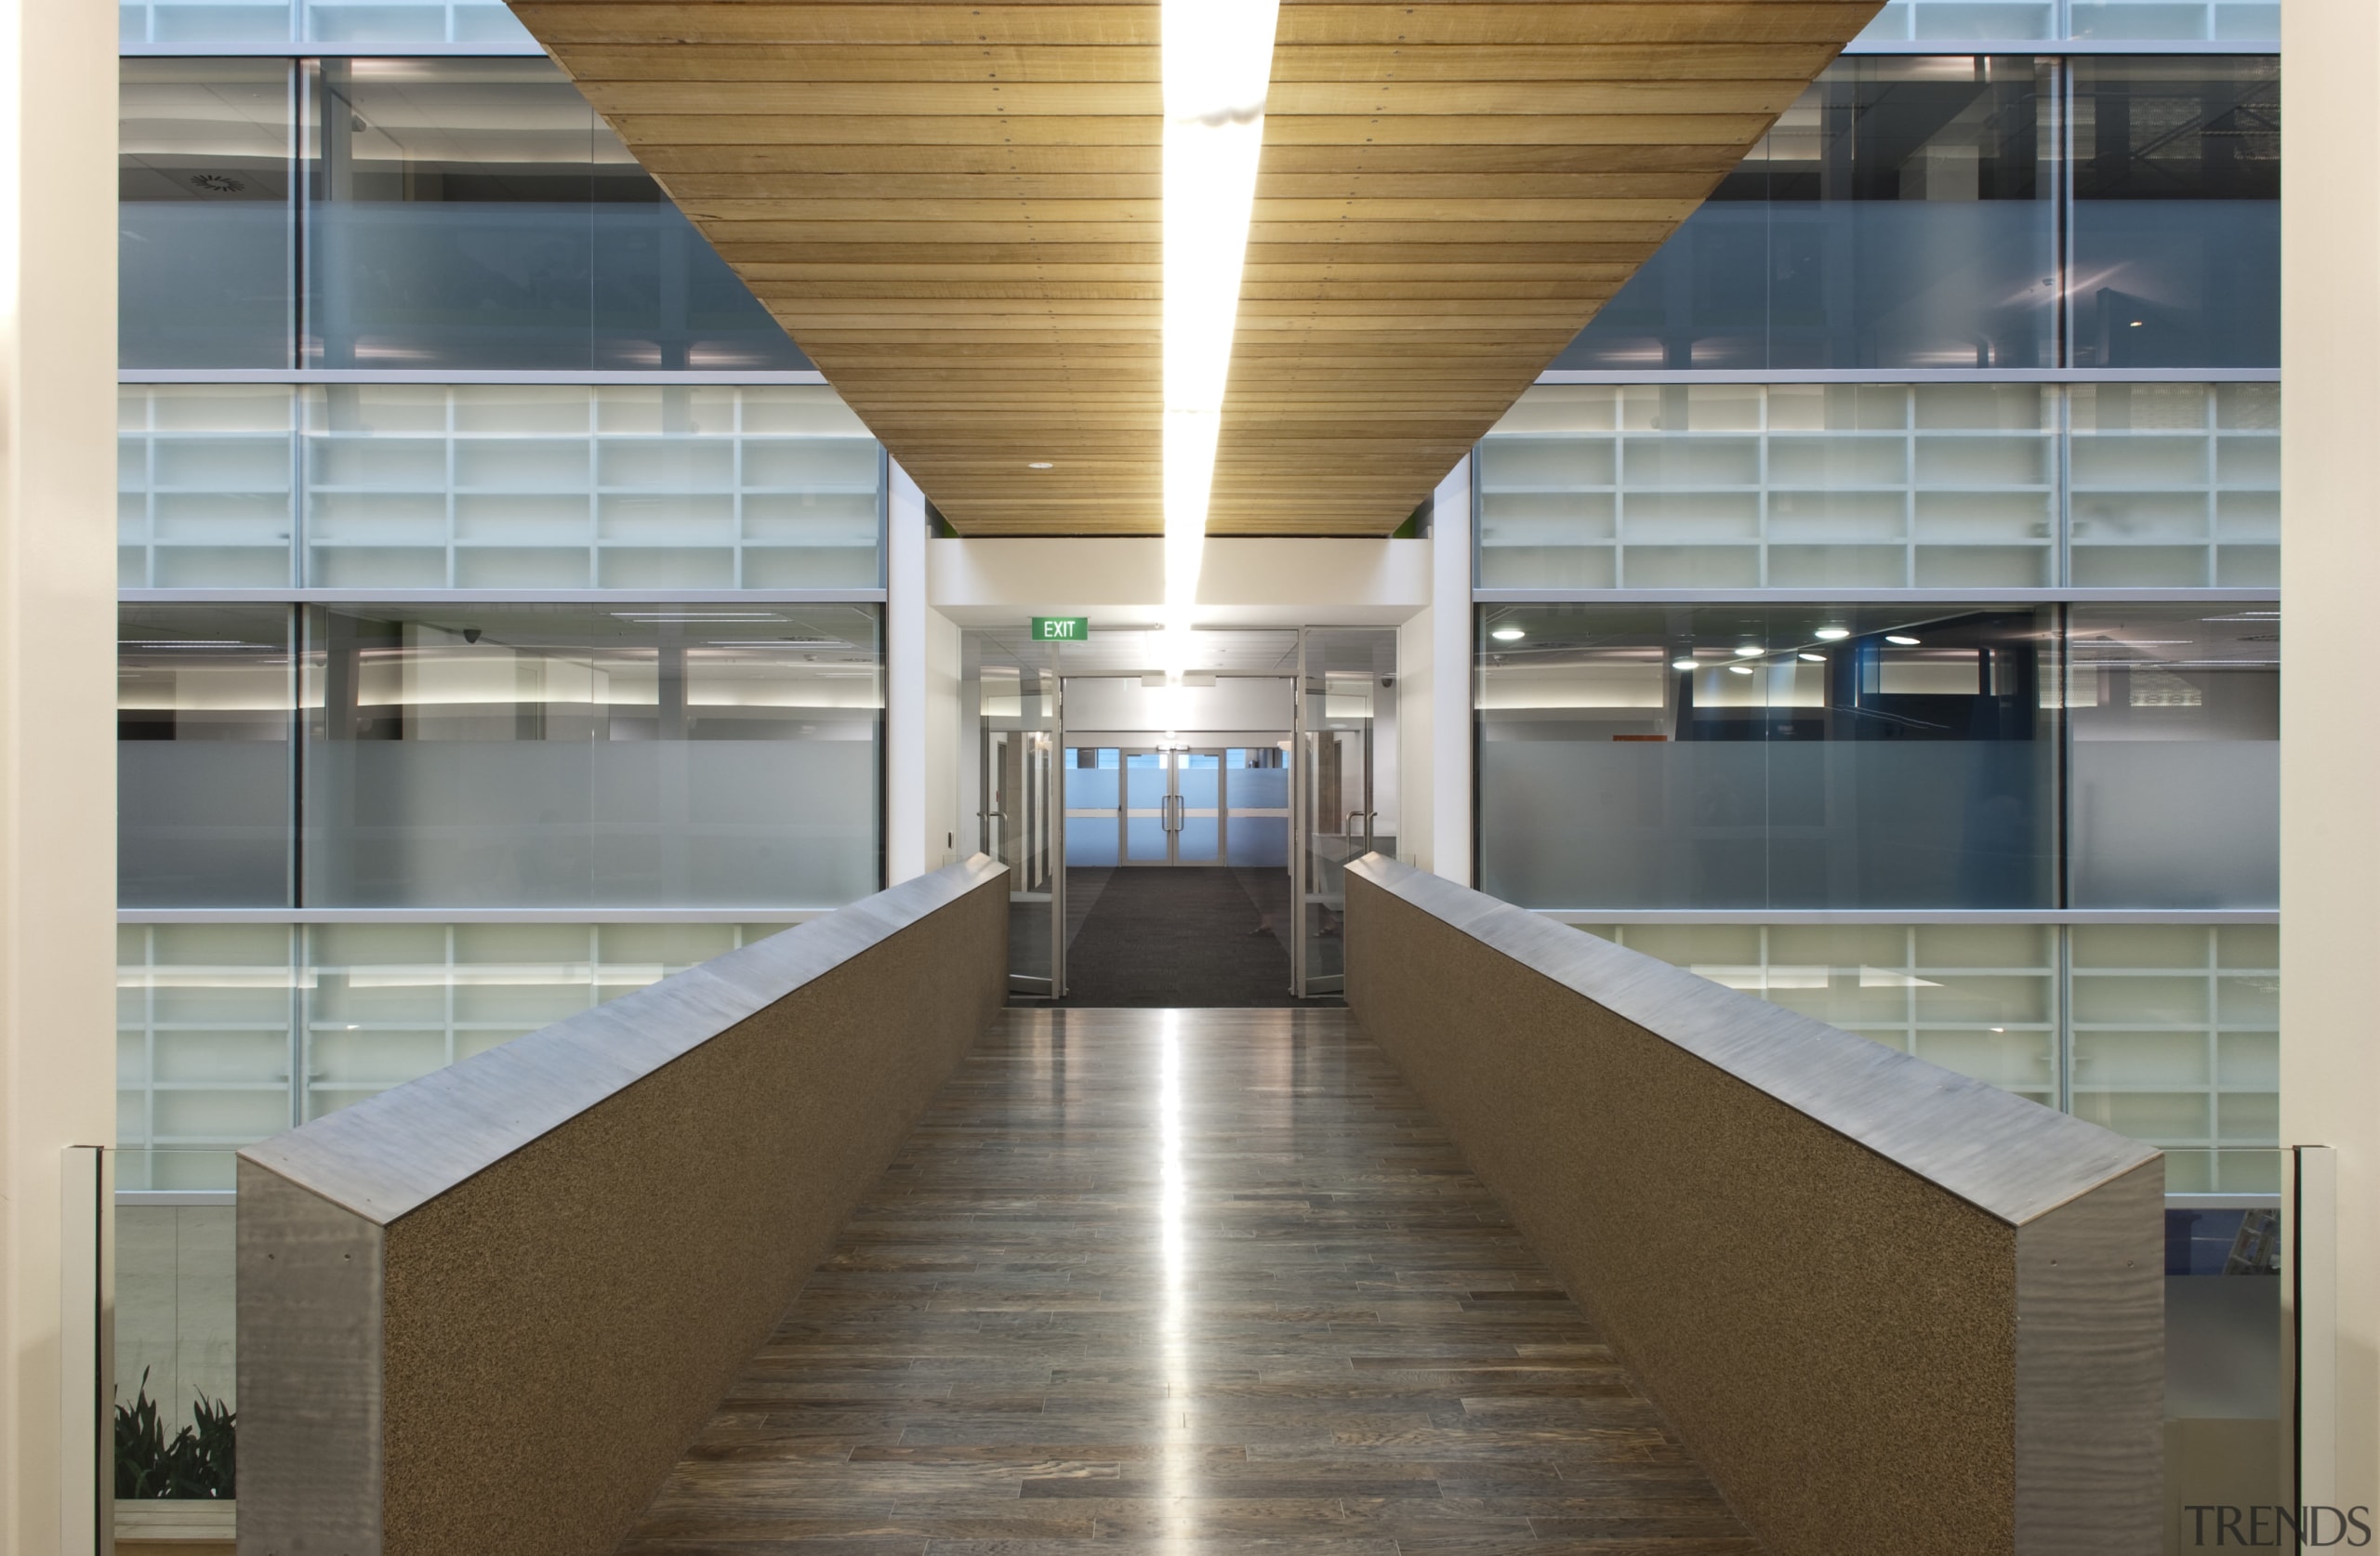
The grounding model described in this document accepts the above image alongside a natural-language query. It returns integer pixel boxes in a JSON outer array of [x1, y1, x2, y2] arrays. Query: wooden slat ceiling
[[510, 2, 1882, 536]]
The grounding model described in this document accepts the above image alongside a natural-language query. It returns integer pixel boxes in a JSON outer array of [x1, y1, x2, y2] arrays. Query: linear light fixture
[[1158, 0, 1280, 679]]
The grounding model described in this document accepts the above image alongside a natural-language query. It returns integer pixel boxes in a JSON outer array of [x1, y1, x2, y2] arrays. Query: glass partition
[[2068, 605, 2278, 908], [1292, 628, 1394, 997], [1559, 57, 2055, 371], [112, 1147, 238, 1541], [120, 606, 297, 907], [304, 58, 807, 371], [299, 602, 882, 908], [1477, 603, 2060, 910], [967, 635, 1064, 996], [121, 59, 296, 369], [2070, 57, 2280, 369]]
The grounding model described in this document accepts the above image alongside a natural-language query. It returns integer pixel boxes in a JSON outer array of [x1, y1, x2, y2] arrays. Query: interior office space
[[0, 0, 2370, 1551]]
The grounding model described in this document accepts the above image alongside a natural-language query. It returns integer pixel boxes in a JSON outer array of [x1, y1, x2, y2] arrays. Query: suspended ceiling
[[510, 2, 1882, 537]]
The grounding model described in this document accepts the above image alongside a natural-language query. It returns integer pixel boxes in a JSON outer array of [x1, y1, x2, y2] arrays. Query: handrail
[[1344, 853, 2163, 1556], [238, 855, 1011, 1556]]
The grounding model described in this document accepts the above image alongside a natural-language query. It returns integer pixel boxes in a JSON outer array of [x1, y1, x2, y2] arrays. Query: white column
[[0, 0, 122, 1550], [885, 462, 928, 883], [2281, 0, 2380, 1514], [1425, 455, 1474, 886]]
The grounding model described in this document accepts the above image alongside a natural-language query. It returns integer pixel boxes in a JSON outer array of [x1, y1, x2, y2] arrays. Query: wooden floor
[[617, 1009, 1758, 1554]]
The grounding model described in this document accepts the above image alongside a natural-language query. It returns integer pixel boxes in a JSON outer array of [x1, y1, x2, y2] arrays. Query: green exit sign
[[1031, 616, 1090, 641]]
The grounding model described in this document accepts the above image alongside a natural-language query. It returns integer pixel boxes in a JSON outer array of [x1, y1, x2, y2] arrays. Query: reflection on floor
[[1051, 867, 1329, 1009], [620, 1009, 1754, 1555]]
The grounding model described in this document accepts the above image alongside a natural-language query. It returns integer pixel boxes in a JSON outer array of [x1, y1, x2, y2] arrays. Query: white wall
[[1062, 676, 1294, 734], [0, 0, 122, 1548], [928, 534, 1430, 627], [2281, 0, 2380, 1513], [1421, 457, 1474, 885], [886, 463, 964, 882]]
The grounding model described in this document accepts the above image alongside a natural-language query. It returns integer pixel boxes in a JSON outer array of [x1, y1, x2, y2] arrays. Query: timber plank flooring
[[615, 1009, 1756, 1554]]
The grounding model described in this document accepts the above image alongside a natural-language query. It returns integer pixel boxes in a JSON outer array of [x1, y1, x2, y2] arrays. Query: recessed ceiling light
[[1727, 665, 1754, 676], [1735, 645, 1763, 657], [1814, 626, 1850, 640], [1490, 626, 1526, 642], [1886, 635, 1921, 646], [1027, 461, 1054, 469], [1671, 658, 1699, 671], [1798, 653, 1825, 663]]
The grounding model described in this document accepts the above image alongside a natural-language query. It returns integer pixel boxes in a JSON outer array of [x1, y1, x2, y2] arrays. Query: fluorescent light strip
[[1158, 0, 1280, 679]]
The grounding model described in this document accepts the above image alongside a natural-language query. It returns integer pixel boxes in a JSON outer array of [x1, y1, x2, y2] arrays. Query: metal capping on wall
[[236, 853, 1010, 1555], [1342, 851, 2165, 1556]]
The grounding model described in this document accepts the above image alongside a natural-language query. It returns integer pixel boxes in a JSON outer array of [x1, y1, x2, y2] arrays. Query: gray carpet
[[1034, 866, 1343, 1009]]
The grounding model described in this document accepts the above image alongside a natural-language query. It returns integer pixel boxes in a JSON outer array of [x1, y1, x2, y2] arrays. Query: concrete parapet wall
[[1344, 855, 2162, 1556], [237, 857, 1010, 1556]]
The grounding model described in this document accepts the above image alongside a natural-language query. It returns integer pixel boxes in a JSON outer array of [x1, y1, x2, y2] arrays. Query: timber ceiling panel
[[510, 2, 1882, 537]]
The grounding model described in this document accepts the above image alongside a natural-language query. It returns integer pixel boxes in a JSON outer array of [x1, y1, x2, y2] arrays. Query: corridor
[[616, 1009, 1756, 1554]]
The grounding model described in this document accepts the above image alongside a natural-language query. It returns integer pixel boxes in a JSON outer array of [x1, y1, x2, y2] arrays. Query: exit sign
[[1031, 616, 1090, 641]]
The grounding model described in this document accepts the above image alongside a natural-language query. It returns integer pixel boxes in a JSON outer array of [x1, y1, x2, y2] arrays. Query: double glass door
[[1126, 749, 1222, 864]]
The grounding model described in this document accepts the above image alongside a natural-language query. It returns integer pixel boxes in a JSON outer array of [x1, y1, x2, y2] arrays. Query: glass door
[[1123, 748, 1171, 864], [1117, 747, 1229, 865], [983, 649, 1064, 996], [1291, 629, 1393, 996], [1175, 750, 1223, 864]]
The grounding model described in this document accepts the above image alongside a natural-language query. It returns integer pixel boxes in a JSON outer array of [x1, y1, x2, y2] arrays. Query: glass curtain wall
[[1559, 58, 2056, 371], [119, 602, 886, 910], [1477, 602, 2061, 910], [1476, 601, 2278, 911], [300, 603, 882, 908], [121, 59, 297, 367], [2069, 57, 2280, 368], [118, 57, 808, 373], [1552, 53, 2281, 373], [120, 607, 296, 907]]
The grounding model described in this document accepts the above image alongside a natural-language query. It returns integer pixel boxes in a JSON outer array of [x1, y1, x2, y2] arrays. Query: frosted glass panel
[[120, 59, 295, 369], [117, 921, 797, 1151], [1482, 382, 2274, 590], [302, 384, 881, 588], [119, 387, 298, 588], [300, 603, 882, 909], [1578, 922, 2056, 1107], [120, 605, 295, 906], [2068, 605, 2278, 907], [1480, 384, 2053, 589], [2071, 925, 2279, 1190], [1477, 603, 2058, 910], [2069, 383, 2279, 587]]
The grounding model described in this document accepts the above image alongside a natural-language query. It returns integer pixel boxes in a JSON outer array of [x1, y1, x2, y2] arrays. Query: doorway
[[963, 626, 1395, 1005], [1064, 745, 1289, 868]]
